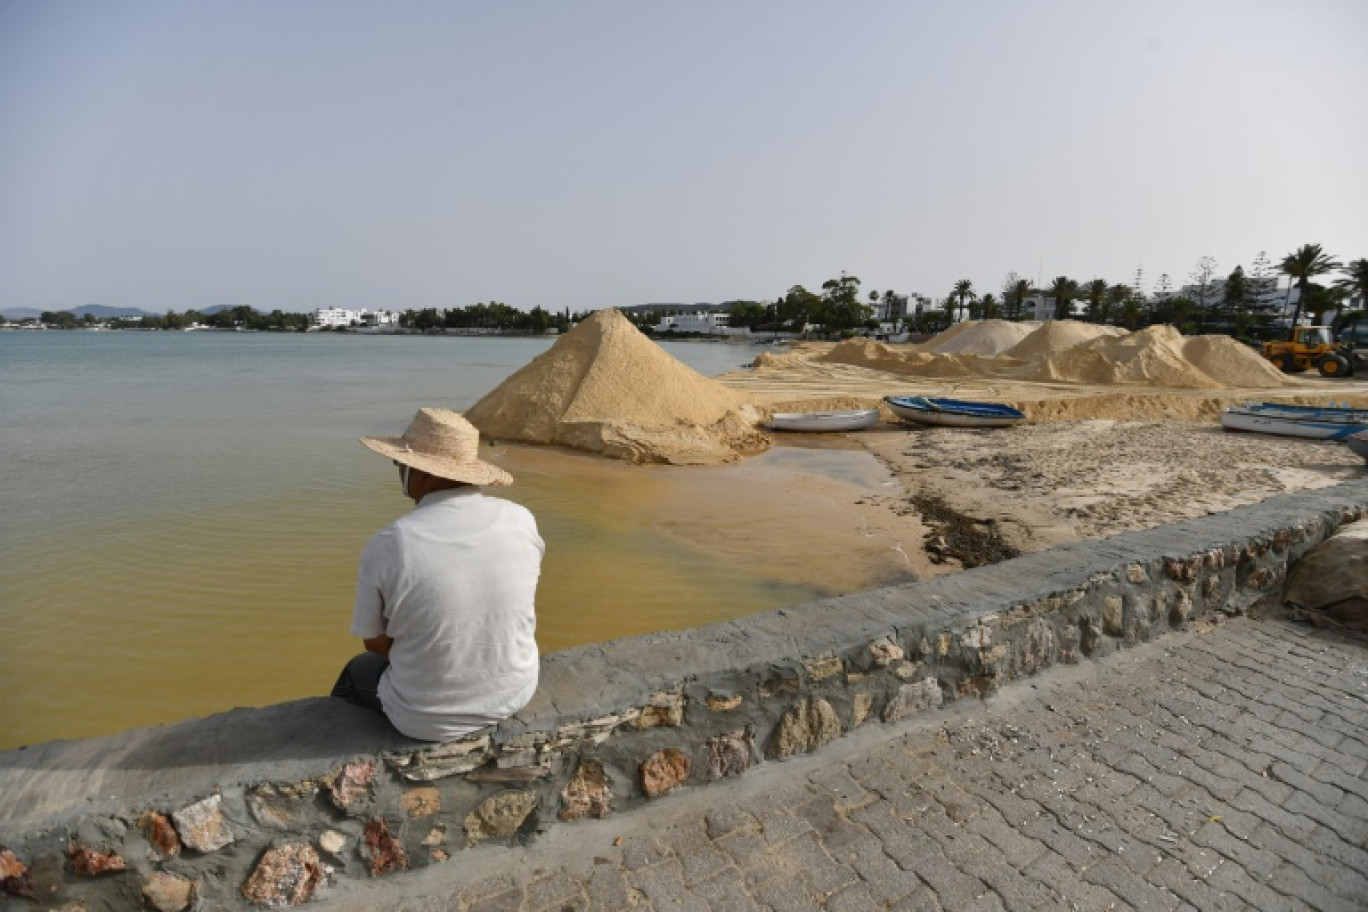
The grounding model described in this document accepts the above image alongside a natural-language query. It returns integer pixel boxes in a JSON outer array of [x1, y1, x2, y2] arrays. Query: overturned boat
[[1219, 401, 1368, 440], [766, 408, 881, 432], [883, 395, 1025, 428]]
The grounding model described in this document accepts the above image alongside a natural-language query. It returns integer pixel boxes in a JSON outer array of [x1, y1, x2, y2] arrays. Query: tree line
[[22, 244, 1366, 341], [931, 245, 1367, 342]]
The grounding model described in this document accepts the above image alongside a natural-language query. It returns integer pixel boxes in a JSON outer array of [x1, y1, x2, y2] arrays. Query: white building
[[312, 308, 400, 328], [651, 311, 734, 334]]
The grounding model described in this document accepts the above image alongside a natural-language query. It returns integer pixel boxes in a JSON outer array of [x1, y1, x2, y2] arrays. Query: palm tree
[[1335, 258, 1368, 307], [1084, 278, 1108, 323], [952, 279, 977, 322], [1047, 276, 1080, 321], [1005, 277, 1032, 321], [1104, 284, 1131, 325], [979, 293, 1000, 320], [1280, 244, 1341, 334]]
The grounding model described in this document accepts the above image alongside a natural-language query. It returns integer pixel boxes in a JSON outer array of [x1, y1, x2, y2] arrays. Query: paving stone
[[522, 871, 581, 910], [1201, 856, 1305, 912], [1247, 822, 1368, 904], [627, 859, 691, 912], [823, 882, 879, 912], [779, 831, 858, 899], [751, 873, 824, 912], [584, 866, 640, 910], [688, 868, 761, 912]]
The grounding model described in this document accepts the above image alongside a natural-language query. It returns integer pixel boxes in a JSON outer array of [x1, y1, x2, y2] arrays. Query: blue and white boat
[[1219, 402, 1368, 440], [883, 396, 1025, 428]]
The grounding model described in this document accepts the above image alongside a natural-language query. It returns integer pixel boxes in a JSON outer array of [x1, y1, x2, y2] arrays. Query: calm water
[[0, 331, 881, 749]]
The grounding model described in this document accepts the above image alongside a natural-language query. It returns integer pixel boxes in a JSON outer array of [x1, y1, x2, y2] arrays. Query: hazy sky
[[2, 1, 1365, 313]]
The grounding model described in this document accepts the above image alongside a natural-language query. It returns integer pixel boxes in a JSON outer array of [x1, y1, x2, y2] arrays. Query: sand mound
[[465, 309, 769, 465], [1013, 325, 1289, 389], [1182, 334, 1289, 387], [920, 320, 1040, 355], [1004, 320, 1126, 360], [810, 320, 1292, 391], [818, 340, 1006, 379]]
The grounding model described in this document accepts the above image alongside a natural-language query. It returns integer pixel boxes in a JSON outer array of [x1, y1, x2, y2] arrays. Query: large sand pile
[[916, 319, 1039, 355], [809, 320, 1291, 390], [465, 309, 769, 465]]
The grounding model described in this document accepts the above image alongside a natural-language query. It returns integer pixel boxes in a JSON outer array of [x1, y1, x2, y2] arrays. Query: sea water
[[0, 331, 883, 749]]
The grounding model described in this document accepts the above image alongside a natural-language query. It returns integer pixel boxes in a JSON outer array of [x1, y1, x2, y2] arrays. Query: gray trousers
[[331, 651, 388, 713]]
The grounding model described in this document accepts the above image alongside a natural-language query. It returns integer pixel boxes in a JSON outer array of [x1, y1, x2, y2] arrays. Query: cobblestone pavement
[[322, 616, 1368, 911]]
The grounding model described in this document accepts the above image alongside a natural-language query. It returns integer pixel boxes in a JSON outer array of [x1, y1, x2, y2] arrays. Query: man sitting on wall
[[331, 407, 543, 741]]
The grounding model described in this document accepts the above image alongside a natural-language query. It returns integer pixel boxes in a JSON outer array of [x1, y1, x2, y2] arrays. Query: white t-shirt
[[351, 487, 543, 741]]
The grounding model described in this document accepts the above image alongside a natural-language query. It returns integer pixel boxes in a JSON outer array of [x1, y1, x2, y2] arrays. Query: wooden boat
[[883, 395, 1025, 428], [1344, 430, 1368, 463], [1219, 402, 1368, 440], [765, 408, 880, 432]]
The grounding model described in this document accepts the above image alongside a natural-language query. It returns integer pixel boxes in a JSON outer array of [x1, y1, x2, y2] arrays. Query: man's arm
[[363, 635, 393, 658]]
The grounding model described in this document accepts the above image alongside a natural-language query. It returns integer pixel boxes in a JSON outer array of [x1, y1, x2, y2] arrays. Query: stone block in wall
[[172, 794, 235, 853], [317, 830, 348, 858], [142, 871, 198, 912], [400, 787, 441, 819], [706, 692, 743, 712], [632, 690, 685, 729], [769, 697, 841, 759], [560, 759, 612, 821], [463, 791, 538, 844], [241, 843, 331, 907], [1102, 596, 1123, 637], [1058, 622, 1080, 664], [327, 761, 376, 813], [1169, 587, 1194, 626], [247, 781, 319, 829], [137, 811, 180, 860], [1123, 594, 1154, 645], [361, 818, 407, 877], [640, 748, 691, 798], [1079, 618, 1110, 658], [552, 713, 632, 747], [852, 692, 874, 727], [883, 678, 943, 723], [66, 839, 126, 876], [804, 654, 843, 681], [387, 735, 492, 781], [705, 728, 755, 780], [1020, 619, 1056, 675], [864, 636, 904, 669], [1, 846, 34, 898]]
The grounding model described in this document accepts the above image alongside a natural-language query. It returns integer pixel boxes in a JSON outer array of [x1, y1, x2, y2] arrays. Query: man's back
[[352, 487, 543, 741]]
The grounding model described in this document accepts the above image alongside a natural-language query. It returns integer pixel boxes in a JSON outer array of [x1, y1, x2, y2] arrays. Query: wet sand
[[712, 351, 1368, 573]]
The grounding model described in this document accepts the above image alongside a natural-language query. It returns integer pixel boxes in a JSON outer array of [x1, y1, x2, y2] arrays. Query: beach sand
[[716, 344, 1368, 575], [475, 313, 1368, 592]]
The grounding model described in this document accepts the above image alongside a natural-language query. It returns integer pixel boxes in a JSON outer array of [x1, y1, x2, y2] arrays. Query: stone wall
[[2, 479, 1366, 910]]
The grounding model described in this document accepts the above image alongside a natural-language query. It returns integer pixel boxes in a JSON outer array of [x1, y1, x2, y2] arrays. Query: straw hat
[[360, 408, 513, 486]]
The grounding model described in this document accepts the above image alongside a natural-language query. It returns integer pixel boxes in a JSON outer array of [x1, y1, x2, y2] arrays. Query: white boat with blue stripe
[[1219, 402, 1368, 440]]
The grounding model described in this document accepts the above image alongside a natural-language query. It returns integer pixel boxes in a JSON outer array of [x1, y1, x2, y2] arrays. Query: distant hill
[[1, 307, 45, 321], [68, 304, 156, 318]]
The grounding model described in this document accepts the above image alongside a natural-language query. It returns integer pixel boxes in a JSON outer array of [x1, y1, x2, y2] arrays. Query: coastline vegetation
[[8, 247, 1366, 344]]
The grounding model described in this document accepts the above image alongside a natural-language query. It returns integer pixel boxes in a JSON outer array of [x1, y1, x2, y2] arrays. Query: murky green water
[[0, 331, 894, 749]]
